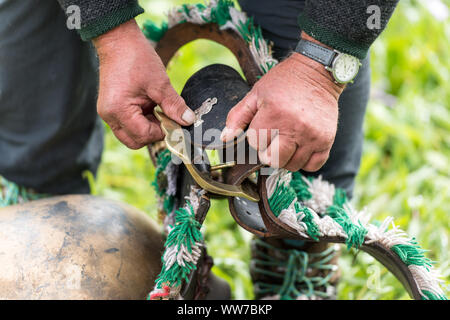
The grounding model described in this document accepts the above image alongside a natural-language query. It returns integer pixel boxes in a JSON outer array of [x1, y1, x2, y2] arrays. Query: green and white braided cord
[[148, 185, 205, 300], [143, 0, 278, 74], [266, 169, 447, 300]]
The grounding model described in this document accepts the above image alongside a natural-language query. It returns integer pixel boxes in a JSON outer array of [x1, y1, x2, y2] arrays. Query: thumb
[[221, 92, 257, 142], [157, 85, 195, 126]]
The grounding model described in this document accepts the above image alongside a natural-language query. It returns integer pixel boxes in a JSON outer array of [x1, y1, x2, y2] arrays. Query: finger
[[284, 147, 313, 172], [155, 84, 195, 126], [111, 127, 143, 150], [258, 134, 297, 168], [118, 105, 165, 147], [221, 92, 258, 141], [144, 113, 165, 140], [302, 150, 330, 172], [246, 106, 278, 151], [99, 111, 144, 149]]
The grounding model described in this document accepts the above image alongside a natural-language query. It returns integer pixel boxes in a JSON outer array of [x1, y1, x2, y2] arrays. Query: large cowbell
[[0, 195, 164, 299]]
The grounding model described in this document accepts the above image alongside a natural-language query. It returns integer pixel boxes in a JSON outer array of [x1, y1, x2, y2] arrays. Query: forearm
[[298, 0, 399, 59], [57, 0, 144, 41]]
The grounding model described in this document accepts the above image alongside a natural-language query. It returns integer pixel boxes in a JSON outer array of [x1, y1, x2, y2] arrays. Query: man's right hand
[[93, 20, 195, 149]]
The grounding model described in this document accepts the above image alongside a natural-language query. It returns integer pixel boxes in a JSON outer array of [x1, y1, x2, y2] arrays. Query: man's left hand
[[221, 50, 344, 172]]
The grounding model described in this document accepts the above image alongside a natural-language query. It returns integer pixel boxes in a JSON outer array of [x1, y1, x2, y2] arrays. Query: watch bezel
[[326, 52, 361, 84]]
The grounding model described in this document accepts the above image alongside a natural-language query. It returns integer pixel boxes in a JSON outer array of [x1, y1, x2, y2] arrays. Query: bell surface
[[0, 195, 164, 299]]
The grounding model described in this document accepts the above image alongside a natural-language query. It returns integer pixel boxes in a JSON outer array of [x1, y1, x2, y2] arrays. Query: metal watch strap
[[295, 39, 336, 67]]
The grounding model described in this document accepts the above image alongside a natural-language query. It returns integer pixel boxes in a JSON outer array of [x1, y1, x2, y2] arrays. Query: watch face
[[332, 54, 360, 84]]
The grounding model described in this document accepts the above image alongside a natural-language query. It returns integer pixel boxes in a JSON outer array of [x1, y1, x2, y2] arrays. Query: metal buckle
[[154, 107, 260, 202]]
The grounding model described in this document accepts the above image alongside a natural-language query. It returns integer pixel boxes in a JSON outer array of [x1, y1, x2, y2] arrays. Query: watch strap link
[[295, 39, 336, 67]]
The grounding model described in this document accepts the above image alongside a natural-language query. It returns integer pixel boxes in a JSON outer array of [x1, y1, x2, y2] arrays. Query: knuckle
[[132, 127, 152, 145], [127, 142, 143, 150], [226, 107, 240, 123], [151, 79, 172, 103], [99, 104, 123, 122], [97, 105, 109, 120], [162, 94, 182, 113], [118, 136, 141, 150], [319, 133, 334, 150], [302, 160, 318, 172], [109, 122, 122, 132], [303, 164, 319, 172], [304, 153, 328, 172], [286, 163, 301, 172], [134, 135, 149, 146]]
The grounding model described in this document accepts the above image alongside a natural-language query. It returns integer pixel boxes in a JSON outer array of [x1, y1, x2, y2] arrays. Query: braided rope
[[148, 190, 205, 300], [149, 146, 206, 300], [143, 0, 278, 74], [266, 169, 447, 300]]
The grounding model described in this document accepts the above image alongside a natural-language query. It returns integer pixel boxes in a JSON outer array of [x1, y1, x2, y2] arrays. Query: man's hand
[[93, 20, 195, 149], [221, 35, 344, 172]]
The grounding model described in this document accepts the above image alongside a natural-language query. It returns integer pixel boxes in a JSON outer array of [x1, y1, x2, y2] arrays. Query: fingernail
[[220, 127, 233, 141], [258, 149, 271, 166], [182, 109, 196, 125]]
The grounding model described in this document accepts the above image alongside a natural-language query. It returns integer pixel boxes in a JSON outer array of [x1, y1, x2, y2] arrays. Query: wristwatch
[[295, 38, 362, 84]]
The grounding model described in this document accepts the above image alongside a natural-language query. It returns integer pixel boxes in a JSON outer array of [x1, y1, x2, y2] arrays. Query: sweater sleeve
[[57, 0, 144, 41], [298, 0, 399, 59]]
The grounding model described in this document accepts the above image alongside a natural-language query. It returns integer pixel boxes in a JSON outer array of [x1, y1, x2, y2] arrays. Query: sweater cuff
[[298, 13, 370, 60], [79, 1, 144, 41]]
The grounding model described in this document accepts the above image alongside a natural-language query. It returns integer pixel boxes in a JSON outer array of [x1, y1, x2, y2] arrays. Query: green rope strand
[[142, 20, 168, 42], [252, 239, 337, 300], [326, 188, 368, 250], [294, 202, 320, 241], [333, 188, 347, 207], [154, 202, 203, 289], [391, 239, 433, 269], [210, 0, 234, 26], [151, 149, 176, 216], [289, 172, 312, 202], [326, 205, 367, 250], [152, 149, 172, 196], [268, 180, 296, 217], [421, 290, 447, 300]]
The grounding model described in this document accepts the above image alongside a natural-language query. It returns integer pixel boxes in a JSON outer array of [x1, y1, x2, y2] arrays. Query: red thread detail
[[150, 285, 171, 300]]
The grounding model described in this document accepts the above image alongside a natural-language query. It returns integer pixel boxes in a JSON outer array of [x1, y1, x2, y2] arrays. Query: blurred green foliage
[[95, 0, 449, 299]]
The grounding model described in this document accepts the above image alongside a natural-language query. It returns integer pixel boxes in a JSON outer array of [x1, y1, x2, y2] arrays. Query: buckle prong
[[210, 161, 236, 171]]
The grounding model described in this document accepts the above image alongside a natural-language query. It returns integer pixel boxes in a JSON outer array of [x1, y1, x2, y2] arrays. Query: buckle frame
[[154, 107, 260, 202]]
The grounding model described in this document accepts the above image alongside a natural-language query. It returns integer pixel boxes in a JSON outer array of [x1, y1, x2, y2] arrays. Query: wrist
[[93, 19, 143, 59], [291, 31, 346, 96], [288, 52, 344, 99]]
